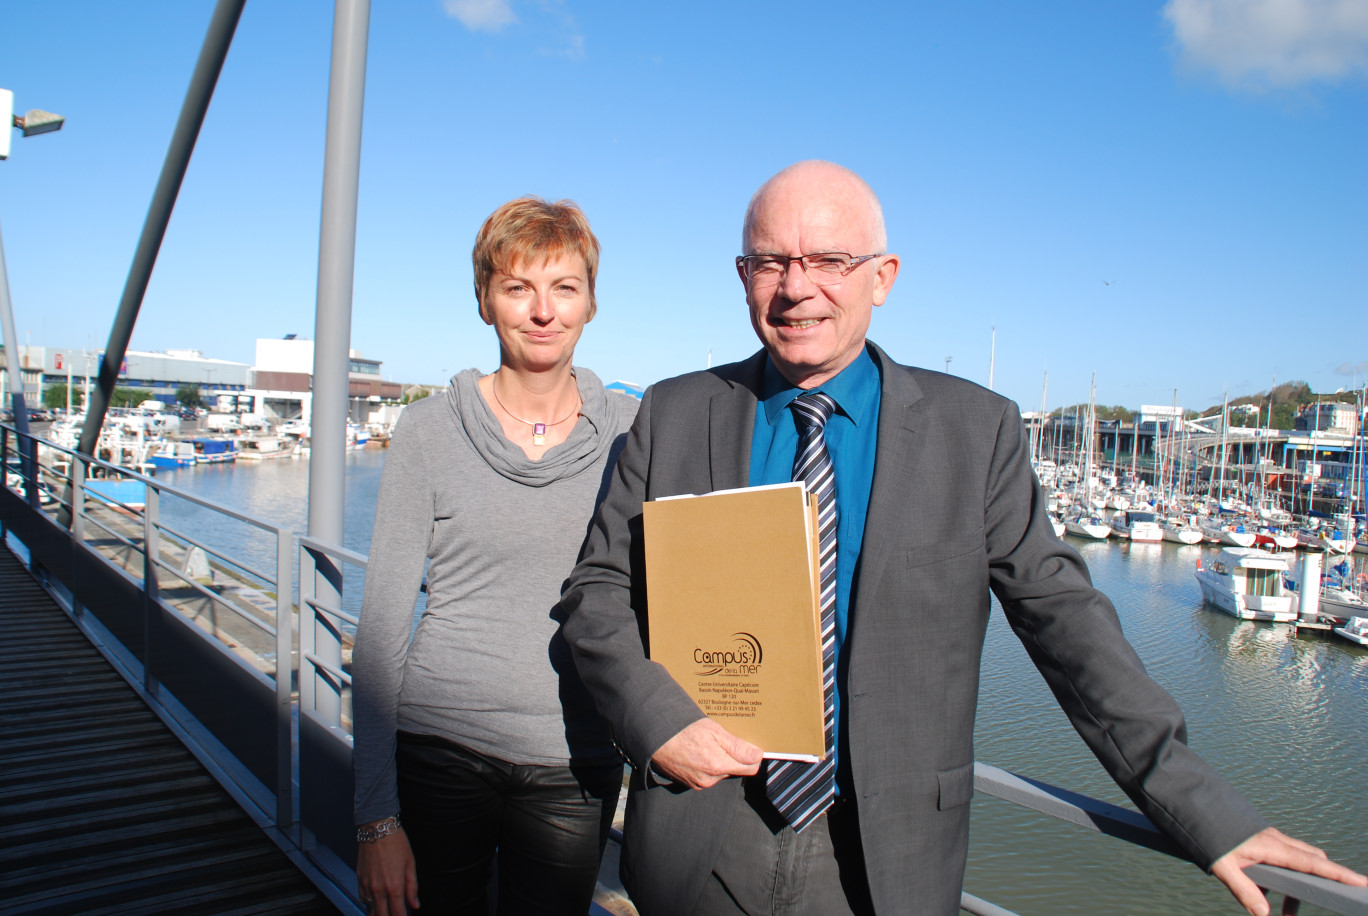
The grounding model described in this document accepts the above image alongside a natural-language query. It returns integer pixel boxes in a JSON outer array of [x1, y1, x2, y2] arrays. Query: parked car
[[0, 407, 50, 422]]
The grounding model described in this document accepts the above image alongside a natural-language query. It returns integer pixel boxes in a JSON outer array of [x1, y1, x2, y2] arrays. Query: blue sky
[[1, 0, 1365, 414]]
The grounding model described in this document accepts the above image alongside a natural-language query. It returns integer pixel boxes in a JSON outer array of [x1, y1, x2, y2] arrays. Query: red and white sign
[[55, 353, 63, 371]]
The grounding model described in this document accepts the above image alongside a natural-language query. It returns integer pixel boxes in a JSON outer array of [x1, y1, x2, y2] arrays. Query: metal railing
[[3, 422, 1365, 916], [0, 424, 358, 914]]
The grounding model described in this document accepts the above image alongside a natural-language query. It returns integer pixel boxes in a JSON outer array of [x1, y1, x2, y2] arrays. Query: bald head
[[742, 160, 887, 255], [737, 160, 900, 388]]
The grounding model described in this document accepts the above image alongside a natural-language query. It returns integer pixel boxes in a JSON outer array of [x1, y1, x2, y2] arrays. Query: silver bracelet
[[356, 815, 402, 844]]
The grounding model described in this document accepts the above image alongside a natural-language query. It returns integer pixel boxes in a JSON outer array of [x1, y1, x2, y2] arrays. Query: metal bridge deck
[[0, 546, 339, 915]]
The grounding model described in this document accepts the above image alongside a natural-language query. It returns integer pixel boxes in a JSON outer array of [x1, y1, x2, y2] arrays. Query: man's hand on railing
[[356, 824, 420, 914], [1210, 827, 1367, 916]]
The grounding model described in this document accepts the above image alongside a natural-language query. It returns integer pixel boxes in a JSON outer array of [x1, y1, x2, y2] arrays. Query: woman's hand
[[356, 826, 420, 914]]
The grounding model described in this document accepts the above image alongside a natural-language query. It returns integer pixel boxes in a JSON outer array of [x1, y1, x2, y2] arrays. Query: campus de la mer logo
[[693, 632, 763, 677]]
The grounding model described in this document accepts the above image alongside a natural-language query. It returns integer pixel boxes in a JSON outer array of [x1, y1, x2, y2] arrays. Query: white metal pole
[[306, 0, 371, 726]]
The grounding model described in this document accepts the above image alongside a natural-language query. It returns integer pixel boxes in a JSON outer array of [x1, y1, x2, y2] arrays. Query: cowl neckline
[[445, 366, 622, 487]]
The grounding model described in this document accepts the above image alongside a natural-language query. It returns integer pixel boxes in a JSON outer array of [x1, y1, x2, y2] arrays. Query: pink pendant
[[533, 422, 546, 446]]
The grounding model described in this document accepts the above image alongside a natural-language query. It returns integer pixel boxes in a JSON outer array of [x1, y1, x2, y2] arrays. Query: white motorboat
[[1333, 616, 1368, 647], [1194, 548, 1295, 622], [1047, 513, 1066, 538], [1063, 513, 1111, 540], [1110, 510, 1163, 543]]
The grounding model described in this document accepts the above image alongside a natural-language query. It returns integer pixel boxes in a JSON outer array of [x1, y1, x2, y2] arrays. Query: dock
[[0, 545, 338, 914]]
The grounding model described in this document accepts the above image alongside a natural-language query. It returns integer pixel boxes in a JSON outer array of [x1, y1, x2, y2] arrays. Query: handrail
[[298, 533, 368, 568], [80, 511, 145, 554], [972, 763, 1368, 915], [303, 594, 360, 628], [304, 652, 353, 686], [155, 517, 278, 585]]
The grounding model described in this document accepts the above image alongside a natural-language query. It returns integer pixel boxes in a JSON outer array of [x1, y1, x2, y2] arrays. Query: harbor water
[[157, 453, 1367, 915]]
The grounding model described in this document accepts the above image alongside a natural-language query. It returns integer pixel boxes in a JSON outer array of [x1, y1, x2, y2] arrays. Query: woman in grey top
[[352, 197, 638, 915]]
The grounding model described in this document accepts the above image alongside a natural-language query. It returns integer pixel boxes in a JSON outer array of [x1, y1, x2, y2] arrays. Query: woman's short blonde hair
[[472, 196, 600, 323]]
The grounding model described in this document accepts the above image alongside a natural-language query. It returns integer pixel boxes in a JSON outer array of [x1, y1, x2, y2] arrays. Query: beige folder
[[643, 482, 825, 759]]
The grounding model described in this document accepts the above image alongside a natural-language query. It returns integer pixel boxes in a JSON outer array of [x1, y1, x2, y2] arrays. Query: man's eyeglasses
[[736, 252, 880, 288]]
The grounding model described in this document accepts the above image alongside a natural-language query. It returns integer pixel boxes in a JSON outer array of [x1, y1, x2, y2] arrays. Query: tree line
[[1048, 380, 1361, 430], [43, 383, 205, 410]]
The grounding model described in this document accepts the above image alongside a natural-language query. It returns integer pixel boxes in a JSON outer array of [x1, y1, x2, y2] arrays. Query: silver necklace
[[490, 374, 581, 446]]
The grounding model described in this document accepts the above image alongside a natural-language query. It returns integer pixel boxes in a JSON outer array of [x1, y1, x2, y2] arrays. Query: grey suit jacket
[[561, 343, 1266, 915]]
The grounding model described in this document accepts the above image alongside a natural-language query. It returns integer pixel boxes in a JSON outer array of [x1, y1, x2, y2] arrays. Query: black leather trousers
[[395, 731, 622, 915]]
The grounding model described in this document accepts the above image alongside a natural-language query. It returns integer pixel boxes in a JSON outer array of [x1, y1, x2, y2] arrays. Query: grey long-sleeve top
[[352, 367, 638, 824]]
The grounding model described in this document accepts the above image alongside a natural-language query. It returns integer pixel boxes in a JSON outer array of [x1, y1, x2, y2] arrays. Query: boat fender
[[1195, 558, 1202, 570]]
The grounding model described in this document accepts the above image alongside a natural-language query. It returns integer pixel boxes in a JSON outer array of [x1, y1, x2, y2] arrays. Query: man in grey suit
[[560, 160, 1364, 916]]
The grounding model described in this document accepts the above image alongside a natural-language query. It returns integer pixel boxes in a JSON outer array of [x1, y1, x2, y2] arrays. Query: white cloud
[[443, 0, 518, 33], [1334, 361, 1368, 376], [1163, 0, 1368, 90], [534, 0, 585, 60], [541, 32, 585, 61]]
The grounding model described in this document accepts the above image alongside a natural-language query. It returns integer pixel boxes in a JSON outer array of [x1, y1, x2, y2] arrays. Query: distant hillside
[[1048, 380, 1361, 429], [1197, 381, 1358, 429]]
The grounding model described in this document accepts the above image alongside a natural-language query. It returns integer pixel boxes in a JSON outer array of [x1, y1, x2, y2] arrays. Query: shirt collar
[[760, 344, 879, 428]]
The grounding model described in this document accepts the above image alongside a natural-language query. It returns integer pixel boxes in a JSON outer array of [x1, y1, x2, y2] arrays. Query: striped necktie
[[765, 390, 838, 833]]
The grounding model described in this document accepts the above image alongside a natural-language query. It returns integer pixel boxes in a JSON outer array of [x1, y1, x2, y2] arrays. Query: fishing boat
[[188, 437, 238, 464], [147, 440, 197, 469], [1193, 547, 1295, 622], [236, 435, 296, 461]]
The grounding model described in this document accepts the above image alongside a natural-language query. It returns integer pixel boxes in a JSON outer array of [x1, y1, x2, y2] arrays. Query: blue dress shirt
[[748, 346, 881, 793]]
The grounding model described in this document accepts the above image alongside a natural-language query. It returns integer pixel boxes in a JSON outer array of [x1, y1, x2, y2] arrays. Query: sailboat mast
[[1168, 388, 1179, 507], [1036, 369, 1048, 465], [1217, 390, 1229, 507], [988, 324, 996, 391]]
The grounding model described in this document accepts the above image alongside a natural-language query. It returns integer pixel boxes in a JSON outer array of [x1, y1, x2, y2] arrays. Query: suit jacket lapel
[[707, 351, 766, 491], [854, 344, 926, 611]]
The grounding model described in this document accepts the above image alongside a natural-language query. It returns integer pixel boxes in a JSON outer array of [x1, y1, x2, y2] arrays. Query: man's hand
[[650, 719, 763, 789], [1210, 827, 1367, 916], [356, 828, 420, 914]]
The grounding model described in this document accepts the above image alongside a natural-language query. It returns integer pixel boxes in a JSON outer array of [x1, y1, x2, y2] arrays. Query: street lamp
[[0, 88, 64, 508], [0, 89, 64, 160]]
